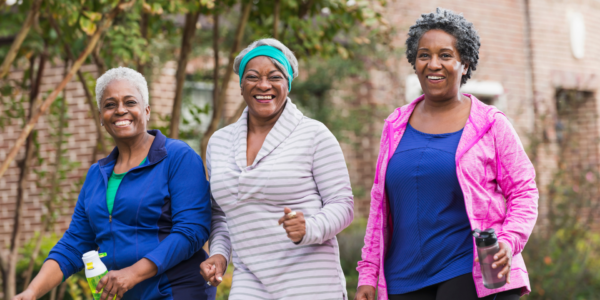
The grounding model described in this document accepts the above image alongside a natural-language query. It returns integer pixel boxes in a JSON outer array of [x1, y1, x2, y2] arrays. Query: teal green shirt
[[106, 157, 147, 215]]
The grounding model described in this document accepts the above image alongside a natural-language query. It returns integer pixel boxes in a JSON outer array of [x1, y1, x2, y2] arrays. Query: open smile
[[114, 120, 132, 128], [254, 95, 275, 103], [426, 75, 446, 83]]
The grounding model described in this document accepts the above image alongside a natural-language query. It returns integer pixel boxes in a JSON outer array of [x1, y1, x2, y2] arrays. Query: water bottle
[[472, 228, 507, 289], [82, 250, 113, 300]]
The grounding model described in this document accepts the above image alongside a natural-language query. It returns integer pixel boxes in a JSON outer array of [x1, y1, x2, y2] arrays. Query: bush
[[338, 218, 367, 299]]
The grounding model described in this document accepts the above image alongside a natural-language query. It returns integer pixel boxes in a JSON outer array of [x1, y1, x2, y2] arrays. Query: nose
[[116, 102, 128, 115], [428, 54, 442, 71], [256, 76, 272, 91]]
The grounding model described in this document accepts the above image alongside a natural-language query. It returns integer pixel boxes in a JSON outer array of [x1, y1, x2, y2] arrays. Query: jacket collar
[[98, 129, 168, 169], [385, 94, 501, 163], [232, 98, 304, 170]]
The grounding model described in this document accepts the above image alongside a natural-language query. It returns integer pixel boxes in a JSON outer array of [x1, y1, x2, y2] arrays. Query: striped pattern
[[207, 99, 354, 300]]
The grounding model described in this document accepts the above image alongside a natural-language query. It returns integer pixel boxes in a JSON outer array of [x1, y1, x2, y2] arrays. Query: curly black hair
[[405, 8, 480, 85]]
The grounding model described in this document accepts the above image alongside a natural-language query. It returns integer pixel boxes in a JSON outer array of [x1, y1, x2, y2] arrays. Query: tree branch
[[169, 10, 201, 139], [0, 0, 136, 179], [47, 13, 107, 161], [0, 0, 43, 79], [200, 2, 251, 160]]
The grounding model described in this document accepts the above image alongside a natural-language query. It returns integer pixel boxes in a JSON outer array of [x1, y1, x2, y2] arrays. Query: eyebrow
[[103, 95, 137, 102], [245, 69, 284, 75], [418, 47, 455, 51]]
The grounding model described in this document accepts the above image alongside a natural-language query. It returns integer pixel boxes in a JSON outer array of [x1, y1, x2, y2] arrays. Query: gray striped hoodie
[[207, 98, 354, 300]]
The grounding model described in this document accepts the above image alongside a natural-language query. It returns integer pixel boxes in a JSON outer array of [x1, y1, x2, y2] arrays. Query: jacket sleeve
[[297, 124, 354, 246], [144, 145, 212, 275], [356, 121, 389, 288], [206, 140, 233, 264], [46, 176, 98, 279], [493, 114, 539, 256]]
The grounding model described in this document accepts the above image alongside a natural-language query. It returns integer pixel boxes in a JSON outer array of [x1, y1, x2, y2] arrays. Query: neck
[[421, 91, 467, 113], [247, 102, 287, 134], [114, 131, 152, 164]]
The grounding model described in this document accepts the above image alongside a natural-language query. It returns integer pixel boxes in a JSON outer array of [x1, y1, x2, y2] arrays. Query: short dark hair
[[405, 8, 480, 85]]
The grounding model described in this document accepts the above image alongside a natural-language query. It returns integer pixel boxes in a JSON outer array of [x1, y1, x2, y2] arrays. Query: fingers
[[278, 207, 297, 225], [474, 256, 479, 263], [284, 207, 292, 214], [99, 278, 115, 300], [199, 261, 216, 281], [493, 247, 507, 260], [492, 255, 509, 269], [97, 275, 107, 292]]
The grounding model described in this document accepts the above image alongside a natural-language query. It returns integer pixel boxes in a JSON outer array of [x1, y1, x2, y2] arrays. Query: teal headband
[[239, 45, 293, 91]]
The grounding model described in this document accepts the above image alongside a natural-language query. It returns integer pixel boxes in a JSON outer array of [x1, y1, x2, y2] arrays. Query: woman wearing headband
[[355, 8, 538, 300], [199, 38, 354, 300]]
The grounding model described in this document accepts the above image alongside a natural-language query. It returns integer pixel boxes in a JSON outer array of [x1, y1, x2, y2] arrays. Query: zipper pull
[[109, 215, 112, 222]]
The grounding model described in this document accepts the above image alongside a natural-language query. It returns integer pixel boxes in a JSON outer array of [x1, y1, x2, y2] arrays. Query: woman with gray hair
[[13, 67, 215, 300], [199, 38, 354, 299], [356, 8, 537, 300]]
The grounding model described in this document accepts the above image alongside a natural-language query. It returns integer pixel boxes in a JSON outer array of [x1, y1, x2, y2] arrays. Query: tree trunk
[[137, 12, 149, 74], [22, 57, 67, 290], [0, 0, 43, 79], [0, 0, 136, 179], [169, 11, 201, 139], [92, 41, 107, 76], [200, 2, 251, 160], [48, 14, 107, 162], [6, 49, 47, 298], [273, 0, 280, 39]]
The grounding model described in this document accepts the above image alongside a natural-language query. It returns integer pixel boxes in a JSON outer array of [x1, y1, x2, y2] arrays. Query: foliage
[[337, 218, 367, 300]]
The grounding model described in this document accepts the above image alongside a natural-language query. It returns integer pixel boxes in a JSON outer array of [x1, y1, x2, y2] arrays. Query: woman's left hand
[[278, 207, 306, 243], [475, 241, 512, 284], [97, 258, 157, 300]]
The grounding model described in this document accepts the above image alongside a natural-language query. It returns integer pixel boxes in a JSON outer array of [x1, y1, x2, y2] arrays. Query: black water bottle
[[472, 228, 507, 289]]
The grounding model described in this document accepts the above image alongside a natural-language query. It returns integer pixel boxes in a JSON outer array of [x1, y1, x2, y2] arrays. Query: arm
[[356, 121, 389, 288], [206, 141, 233, 263], [493, 114, 539, 256], [296, 125, 354, 246], [143, 145, 212, 275], [12, 260, 63, 300]]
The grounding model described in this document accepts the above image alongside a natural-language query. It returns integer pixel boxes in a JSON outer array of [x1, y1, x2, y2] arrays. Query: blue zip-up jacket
[[47, 130, 216, 299]]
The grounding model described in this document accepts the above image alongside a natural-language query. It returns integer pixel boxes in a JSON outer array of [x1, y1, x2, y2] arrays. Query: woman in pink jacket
[[355, 8, 538, 300]]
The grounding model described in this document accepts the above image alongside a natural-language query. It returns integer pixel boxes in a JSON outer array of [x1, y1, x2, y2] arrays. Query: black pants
[[388, 273, 521, 300]]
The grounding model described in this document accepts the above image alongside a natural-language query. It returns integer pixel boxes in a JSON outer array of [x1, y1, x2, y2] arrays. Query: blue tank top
[[384, 123, 473, 294]]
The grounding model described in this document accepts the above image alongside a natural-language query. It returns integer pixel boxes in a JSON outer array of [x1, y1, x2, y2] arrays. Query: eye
[[126, 100, 137, 105], [104, 102, 115, 108], [270, 75, 283, 80], [441, 53, 452, 58], [418, 53, 429, 58], [246, 74, 258, 80]]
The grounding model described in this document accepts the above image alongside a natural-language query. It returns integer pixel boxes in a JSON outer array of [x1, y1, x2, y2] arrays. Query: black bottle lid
[[472, 228, 498, 247]]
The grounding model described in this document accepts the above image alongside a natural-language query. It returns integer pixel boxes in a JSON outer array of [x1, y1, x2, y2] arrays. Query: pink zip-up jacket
[[357, 94, 538, 299]]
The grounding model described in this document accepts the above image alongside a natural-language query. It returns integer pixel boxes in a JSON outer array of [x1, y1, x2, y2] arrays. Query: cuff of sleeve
[[296, 217, 317, 246], [143, 254, 164, 276], [45, 254, 75, 280], [357, 274, 378, 289]]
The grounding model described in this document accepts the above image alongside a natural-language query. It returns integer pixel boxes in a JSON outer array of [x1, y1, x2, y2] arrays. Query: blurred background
[[0, 0, 599, 299]]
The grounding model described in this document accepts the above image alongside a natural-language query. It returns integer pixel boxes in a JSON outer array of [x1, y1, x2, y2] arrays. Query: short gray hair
[[95, 67, 149, 109], [406, 8, 480, 85], [233, 38, 299, 83]]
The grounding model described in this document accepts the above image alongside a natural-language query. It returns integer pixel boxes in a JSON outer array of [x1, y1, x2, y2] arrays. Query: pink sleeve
[[356, 122, 388, 288], [493, 114, 539, 255]]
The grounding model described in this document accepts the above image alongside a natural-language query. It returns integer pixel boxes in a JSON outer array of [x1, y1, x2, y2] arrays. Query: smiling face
[[241, 56, 288, 120], [415, 29, 468, 102], [99, 79, 150, 141]]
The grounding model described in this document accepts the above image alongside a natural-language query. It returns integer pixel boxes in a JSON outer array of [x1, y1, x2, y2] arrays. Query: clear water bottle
[[472, 228, 507, 289]]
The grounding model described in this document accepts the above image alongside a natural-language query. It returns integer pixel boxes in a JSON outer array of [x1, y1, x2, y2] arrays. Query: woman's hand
[[97, 258, 157, 300], [199, 254, 227, 287], [278, 207, 306, 243], [354, 285, 376, 300], [475, 241, 513, 284], [11, 289, 37, 300]]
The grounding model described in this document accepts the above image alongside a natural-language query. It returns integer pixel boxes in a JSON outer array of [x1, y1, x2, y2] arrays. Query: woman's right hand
[[11, 289, 37, 300], [355, 285, 376, 300], [199, 254, 227, 287]]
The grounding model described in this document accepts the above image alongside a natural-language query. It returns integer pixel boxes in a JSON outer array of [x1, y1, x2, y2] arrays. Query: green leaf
[[79, 18, 97, 36], [82, 11, 102, 22]]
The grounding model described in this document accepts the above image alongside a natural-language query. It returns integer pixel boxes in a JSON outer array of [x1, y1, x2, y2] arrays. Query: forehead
[[418, 29, 457, 50], [102, 79, 141, 99], [245, 56, 281, 72]]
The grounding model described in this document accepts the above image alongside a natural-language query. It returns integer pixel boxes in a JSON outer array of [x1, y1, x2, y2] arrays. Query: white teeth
[[255, 95, 273, 100], [428, 76, 444, 80], [115, 120, 131, 126]]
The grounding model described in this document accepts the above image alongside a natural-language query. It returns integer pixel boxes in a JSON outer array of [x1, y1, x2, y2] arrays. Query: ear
[[462, 63, 470, 76], [145, 105, 151, 121]]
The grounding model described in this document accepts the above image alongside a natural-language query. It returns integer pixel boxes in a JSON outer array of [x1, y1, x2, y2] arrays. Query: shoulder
[[298, 117, 329, 134], [209, 123, 237, 146], [164, 138, 202, 164]]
